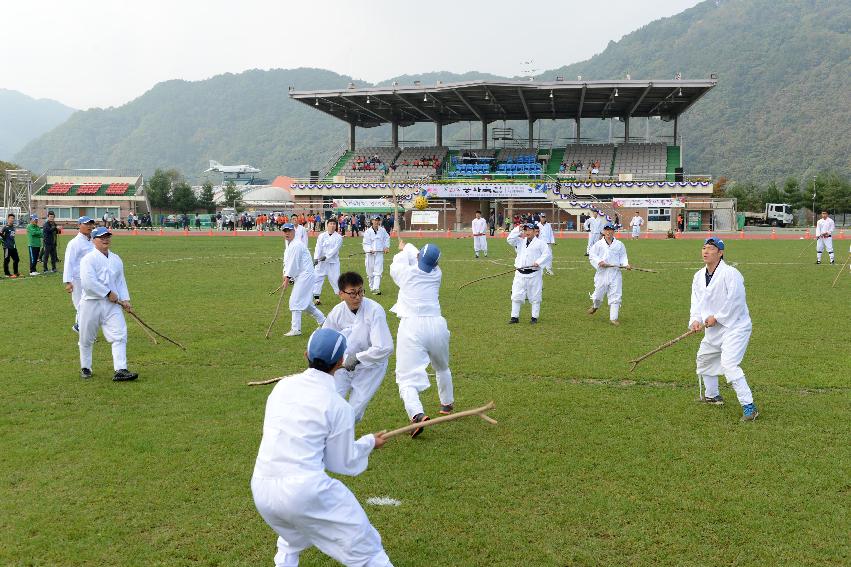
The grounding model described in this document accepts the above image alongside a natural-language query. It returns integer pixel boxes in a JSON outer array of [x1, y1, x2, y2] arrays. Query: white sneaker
[[284, 329, 302, 336], [29, 272, 39, 276]]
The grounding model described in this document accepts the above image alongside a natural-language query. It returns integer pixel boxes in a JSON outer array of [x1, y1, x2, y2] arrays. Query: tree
[[781, 177, 806, 210], [145, 169, 173, 212], [222, 180, 244, 213], [198, 181, 216, 213], [171, 182, 198, 214]]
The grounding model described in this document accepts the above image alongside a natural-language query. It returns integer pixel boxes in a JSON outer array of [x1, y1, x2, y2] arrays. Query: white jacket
[[314, 231, 343, 264], [80, 249, 129, 302], [689, 260, 751, 333], [506, 226, 551, 271], [283, 239, 314, 280], [252, 368, 375, 479], [389, 243, 442, 318], [362, 226, 390, 253], [538, 221, 555, 244], [817, 217, 835, 237], [589, 237, 628, 272], [471, 217, 488, 236], [62, 232, 94, 283], [323, 298, 393, 366]]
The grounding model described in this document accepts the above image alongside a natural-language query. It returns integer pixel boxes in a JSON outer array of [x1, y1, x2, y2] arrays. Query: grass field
[[2, 233, 849, 566]]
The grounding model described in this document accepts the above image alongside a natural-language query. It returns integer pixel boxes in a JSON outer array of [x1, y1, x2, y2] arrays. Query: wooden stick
[[265, 287, 286, 339], [247, 373, 297, 386], [628, 328, 699, 372], [614, 265, 658, 273], [459, 266, 537, 290], [796, 238, 816, 259], [268, 282, 284, 295], [132, 313, 159, 344], [127, 310, 186, 350], [832, 254, 850, 288], [380, 401, 497, 439]]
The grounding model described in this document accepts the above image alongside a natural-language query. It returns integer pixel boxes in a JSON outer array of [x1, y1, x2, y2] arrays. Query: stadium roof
[[289, 79, 717, 128]]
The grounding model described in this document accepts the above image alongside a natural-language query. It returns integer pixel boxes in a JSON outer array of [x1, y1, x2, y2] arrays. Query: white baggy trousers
[[313, 260, 340, 296], [251, 475, 392, 567], [334, 361, 388, 423], [395, 316, 453, 419], [696, 324, 753, 405], [365, 252, 384, 291], [78, 298, 127, 371], [473, 235, 488, 254], [591, 268, 623, 321], [511, 272, 543, 318], [71, 277, 82, 326]]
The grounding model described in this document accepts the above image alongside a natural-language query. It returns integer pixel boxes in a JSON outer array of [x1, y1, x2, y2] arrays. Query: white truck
[[743, 203, 794, 227]]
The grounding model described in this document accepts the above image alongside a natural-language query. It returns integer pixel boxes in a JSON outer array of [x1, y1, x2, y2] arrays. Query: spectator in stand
[[41, 211, 60, 273], [26, 214, 43, 276]]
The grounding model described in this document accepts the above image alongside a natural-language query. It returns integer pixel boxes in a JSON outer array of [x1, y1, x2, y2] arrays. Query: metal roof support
[[484, 88, 506, 116], [647, 88, 680, 116], [673, 116, 679, 146], [454, 89, 483, 122], [482, 121, 488, 149], [576, 84, 586, 119], [575, 117, 581, 143], [528, 120, 534, 147], [624, 116, 630, 142], [342, 96, 392, 124], [391, 122, 399, 147], [601, 88, 618, 119], [517, 89, 531, 120], [394, 93, 440, 123], [435, 122, 443, 146], [349, 122, 356, 151], [629, 84, 653, 117]]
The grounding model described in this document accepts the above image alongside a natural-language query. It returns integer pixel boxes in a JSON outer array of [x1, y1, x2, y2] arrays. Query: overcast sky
[[3, 0, 703, 110]]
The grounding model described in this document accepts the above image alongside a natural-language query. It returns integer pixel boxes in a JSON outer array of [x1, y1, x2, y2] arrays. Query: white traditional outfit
[[362, 225, 390, 292], [816, 216, 835, 264], [471, 216, 488, 257], [629, 215, 644, 239], [585, 214, 606, 254], [63, 231, 94, 327], [506, 226, 552, 320], [78, 248, 130, 372], [323, 298, 393, 422], [284, 240, 324, 334], [588, 236, 628, 322], [390, 243, 454, 419], [313, 230, 343, 296], [251, 368, 392, 567], [537, 220, 556, 274], [690, 259, 755, 407]]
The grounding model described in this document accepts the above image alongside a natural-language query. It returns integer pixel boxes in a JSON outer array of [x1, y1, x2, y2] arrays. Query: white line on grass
[[366, 496, 401, 506]]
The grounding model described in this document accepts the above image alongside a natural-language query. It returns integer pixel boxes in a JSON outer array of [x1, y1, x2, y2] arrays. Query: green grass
[[2, 234, 849, 566]]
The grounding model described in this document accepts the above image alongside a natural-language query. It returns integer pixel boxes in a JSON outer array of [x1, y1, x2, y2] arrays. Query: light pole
[[812, 176, 817, 228]]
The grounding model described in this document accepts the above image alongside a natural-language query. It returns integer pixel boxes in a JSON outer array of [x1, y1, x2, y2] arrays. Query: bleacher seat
[[105, 183, 130, 195], [561, 144, 615, 177], [388, 146, 448, 181], [46, 182, 73, 195], [76, 183, 102, 195], [343, 147, 400, 181], [611, 143, 667, 180], [495, 148, 542, 176]]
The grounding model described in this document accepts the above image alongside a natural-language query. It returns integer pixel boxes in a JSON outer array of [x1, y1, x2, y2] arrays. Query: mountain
[[13, 0, 851, 181], [0, 90, 76, 161]]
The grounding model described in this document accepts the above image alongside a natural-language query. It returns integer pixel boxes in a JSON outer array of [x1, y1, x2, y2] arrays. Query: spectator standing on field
[[2, 213, 20, 278], [26, 214, 43, 276], [41, 211, 60, 273]]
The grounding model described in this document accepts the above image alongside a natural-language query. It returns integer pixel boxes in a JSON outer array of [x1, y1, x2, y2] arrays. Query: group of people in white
[[56, 204, 833, 566]]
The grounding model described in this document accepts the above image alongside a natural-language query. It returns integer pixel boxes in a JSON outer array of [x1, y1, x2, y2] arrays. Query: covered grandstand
[[31, 169, 147, 225], [287, 78, 724, 233]]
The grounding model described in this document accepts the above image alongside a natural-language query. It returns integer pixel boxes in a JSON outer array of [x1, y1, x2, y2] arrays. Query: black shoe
[[80, 368, 92, 379], [113, 369, 139, 382], [530, 317, 538, 324], [509, 317, 519, 324], [410, 413, 430, 438]]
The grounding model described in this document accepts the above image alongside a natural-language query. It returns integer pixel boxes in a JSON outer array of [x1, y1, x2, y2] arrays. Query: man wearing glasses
[[322, 272, 393, 422]]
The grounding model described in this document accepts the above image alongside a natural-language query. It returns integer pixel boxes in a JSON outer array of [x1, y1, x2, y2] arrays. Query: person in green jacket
[[27, 214, 43, 276]]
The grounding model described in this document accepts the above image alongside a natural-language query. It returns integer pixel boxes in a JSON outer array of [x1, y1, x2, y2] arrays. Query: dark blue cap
[[418, 243, 441, 273], [92, 226, 112, 238], [78, 216, 95, 224]]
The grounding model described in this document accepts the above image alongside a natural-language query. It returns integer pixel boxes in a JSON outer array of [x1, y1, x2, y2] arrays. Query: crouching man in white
[[312, 217, 343, 305], [282, 223, 325, 336], [588, 223, 630, 326], [362, 216, 390, 295], [323, 271, 393, 422], [390, 241, 454, 437], [78, 227, 137, 381], [251, 328, 393, 567], [507, 222, 552, 324], [690, 237, 759, 422]]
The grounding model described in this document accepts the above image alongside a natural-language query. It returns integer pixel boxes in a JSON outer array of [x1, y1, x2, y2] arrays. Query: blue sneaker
[[741, 403, 759, 422], [72, 323, 79, 333]]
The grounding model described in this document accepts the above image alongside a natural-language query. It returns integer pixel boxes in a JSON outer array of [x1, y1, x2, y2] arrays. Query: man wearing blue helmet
[[251, 328, 392, 567], [389, 239, 455, 436], [690, 237, 758, 422], [78, 227, 137, 381], [506, 221, 552, 324]]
